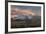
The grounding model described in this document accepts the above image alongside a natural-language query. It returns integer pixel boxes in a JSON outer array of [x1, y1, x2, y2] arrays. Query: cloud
[[11, 5, 41, 16]]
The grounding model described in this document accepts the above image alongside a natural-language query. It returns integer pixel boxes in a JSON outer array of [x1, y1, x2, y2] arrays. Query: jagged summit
[[11, 14, 32, 20]]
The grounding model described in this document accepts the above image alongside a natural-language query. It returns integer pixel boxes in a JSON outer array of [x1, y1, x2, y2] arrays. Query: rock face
[[11, 16, 41, 28]]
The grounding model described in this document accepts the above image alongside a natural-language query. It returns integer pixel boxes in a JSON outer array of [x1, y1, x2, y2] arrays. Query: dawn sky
[[11, 5, 41, 16]]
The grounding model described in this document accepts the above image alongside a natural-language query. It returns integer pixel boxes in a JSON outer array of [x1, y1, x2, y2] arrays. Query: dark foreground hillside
[[11, 16, 41, 28]]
